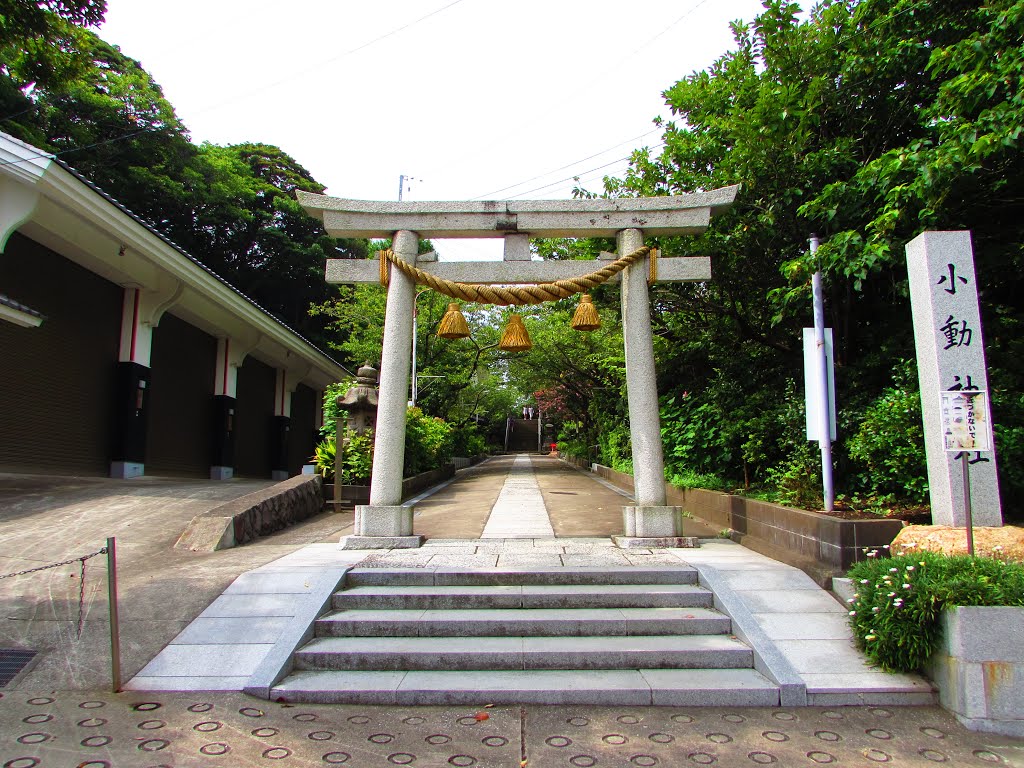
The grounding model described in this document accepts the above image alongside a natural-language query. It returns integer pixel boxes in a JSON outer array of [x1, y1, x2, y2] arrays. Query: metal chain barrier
[[0, 546, 107, 639]]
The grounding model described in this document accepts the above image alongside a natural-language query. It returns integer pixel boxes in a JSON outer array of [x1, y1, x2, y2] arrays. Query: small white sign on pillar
[[906, 231, 1002, 526]]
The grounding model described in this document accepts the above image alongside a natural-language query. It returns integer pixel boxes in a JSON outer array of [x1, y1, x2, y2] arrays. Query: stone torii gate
[[299, 187, 738, 548]]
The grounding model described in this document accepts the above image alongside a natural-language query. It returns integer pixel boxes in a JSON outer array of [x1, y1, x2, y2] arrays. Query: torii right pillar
[[615, 228, 687, 545]]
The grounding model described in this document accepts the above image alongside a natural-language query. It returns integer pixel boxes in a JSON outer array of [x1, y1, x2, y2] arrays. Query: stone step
[[270, 668, 780, 706], [344, 566, 699, 588], [294, 634, 752, 671], [331, 583, 714, 610], [316, 606, 731, 637]]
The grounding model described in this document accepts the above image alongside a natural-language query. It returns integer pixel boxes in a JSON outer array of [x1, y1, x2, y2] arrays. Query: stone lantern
[[336, 362, 379, 435], [334, 362, 379, 504]]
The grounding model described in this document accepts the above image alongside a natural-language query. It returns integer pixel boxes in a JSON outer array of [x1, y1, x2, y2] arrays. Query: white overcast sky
[[98, 0, 766, 259]]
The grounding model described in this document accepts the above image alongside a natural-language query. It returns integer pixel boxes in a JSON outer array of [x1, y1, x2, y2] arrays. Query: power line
[[470, 128, 661, 200], [487, 0, 942, 204], [506, 144, 664, 199], [191, 0, 470, 118]]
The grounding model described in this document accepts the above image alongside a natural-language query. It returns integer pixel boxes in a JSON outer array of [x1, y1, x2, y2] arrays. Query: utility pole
[[398, 175, 418, 202]]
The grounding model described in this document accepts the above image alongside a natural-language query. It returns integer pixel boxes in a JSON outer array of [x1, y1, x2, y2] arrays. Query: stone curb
[[692, 563, 807, 707], [243, 566, 351, 699]]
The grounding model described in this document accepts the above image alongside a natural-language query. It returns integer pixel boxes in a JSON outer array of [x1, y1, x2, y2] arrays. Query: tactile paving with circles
[[525, 706, 1023, 767], [1, 693, 1022, 767]]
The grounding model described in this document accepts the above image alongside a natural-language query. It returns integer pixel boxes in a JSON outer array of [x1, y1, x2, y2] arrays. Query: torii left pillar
[[347, 230, 424, 549]]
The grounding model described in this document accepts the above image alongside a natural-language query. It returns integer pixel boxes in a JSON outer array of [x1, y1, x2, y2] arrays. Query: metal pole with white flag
[[810, 234, 835, 511]]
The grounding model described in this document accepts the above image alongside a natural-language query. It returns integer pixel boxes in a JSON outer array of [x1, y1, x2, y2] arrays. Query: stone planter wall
[[926, 606, 1024, 737], [175, 474, 324, 551], [588, 463, 904, 583]]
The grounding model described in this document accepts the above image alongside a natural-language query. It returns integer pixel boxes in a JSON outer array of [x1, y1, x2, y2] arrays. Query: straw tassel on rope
[[570, 294, 601, 332], [498, 314, 532, 352], [436, 303, 471, 339]]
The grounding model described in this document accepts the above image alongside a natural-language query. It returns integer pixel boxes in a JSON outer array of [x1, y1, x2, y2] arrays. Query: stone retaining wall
[[175, 474, 324, 552], [586, 463, 904, 582]]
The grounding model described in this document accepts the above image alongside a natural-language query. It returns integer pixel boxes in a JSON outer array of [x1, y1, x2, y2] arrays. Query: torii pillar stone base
[[339, 504, 423, 550]]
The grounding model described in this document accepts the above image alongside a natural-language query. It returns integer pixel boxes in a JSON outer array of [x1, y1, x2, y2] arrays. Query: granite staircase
[[270, 567, 780, 705]]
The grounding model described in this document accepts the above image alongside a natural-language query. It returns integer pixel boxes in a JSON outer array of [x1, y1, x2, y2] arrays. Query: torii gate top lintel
[[296, 184, 739, 239]]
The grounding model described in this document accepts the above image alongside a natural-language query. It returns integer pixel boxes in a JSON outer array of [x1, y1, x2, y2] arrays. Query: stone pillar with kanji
[[906, 231, 1002, 526]]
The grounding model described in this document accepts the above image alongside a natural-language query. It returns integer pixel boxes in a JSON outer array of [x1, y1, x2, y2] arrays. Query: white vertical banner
[[803, 327, 836, 442]]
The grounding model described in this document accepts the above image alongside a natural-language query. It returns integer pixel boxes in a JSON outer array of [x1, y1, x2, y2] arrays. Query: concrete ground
[[1, 458, 1022, 765]]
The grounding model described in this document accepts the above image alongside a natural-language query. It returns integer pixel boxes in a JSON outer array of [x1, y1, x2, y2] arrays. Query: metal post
[[410, 303, 418, 406], [106, 537, 121, 693], [962, 452, 975, 555], [810, 235, 835, 512]]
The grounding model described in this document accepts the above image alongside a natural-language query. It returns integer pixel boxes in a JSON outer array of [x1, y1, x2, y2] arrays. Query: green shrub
[[847, 384, 928, 503], [404, 407, 454, 477], [452, 423, 487, 458], [311, 429, 374, 485], [668, 470, 731, 492], [340, 430, 374, 484], [318, 380, 354, 440], [846, 550, 1024, 672], [762, 441, 822, 509], [312, 437, 336, 478], [597, 422, 633, 474]]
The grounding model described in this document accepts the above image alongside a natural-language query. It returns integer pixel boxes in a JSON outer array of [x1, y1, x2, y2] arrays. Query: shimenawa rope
[[378, 245, 656, 306]]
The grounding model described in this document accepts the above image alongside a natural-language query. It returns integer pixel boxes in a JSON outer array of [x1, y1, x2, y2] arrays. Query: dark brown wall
[[145, 313, 216, 476], [0, 233, 121, 474], [235, 356, 275, 477], [287, 383, 317, 476]]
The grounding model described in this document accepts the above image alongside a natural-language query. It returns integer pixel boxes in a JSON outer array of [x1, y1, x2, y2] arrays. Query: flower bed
[[845, 550, 1024, 736]]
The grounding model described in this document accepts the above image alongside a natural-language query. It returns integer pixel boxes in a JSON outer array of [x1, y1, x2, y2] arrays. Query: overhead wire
[[470, 128, 662, 200], [463, 0, 943, 204]]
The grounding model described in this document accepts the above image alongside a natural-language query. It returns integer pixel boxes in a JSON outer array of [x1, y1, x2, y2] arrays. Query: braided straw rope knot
[[379, 245, 655, 306]]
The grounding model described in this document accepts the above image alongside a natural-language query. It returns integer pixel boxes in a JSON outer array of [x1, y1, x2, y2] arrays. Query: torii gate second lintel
[[299, 187, 739, 549]]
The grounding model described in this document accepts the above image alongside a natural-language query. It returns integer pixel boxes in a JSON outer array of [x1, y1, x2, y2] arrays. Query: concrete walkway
[[481, 455, 554, 538]]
